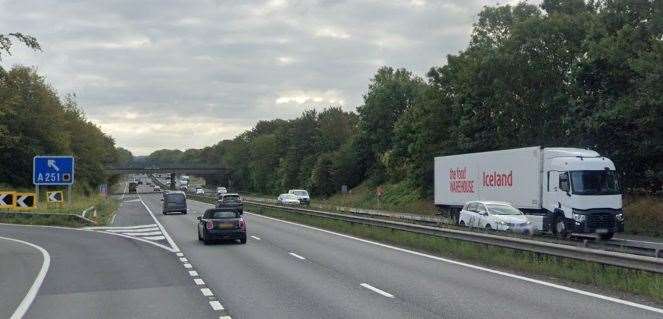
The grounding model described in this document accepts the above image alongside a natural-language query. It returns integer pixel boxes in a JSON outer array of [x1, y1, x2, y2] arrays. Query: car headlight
[[616, 213, 624, 222], [572, 213, 586, 223]]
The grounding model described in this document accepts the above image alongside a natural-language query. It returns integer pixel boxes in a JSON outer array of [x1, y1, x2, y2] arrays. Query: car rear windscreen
[[167, 194, 185, 203], [209, 211, 239, 219], [223, 195, 240, 201]]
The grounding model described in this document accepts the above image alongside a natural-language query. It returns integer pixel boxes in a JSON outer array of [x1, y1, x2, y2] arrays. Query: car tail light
[[238, 218, 245, 229], [206, 221, 214, 230]]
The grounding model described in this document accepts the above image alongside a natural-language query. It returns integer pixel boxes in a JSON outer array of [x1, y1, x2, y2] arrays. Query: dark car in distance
[[197, 208, 247, 245], [162, 191, 187, 215], [216, 193, 243, 213]]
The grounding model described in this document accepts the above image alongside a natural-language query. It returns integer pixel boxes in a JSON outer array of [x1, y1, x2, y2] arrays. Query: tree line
[[1, 34, 128, 193], [145, 1, 662, 197]]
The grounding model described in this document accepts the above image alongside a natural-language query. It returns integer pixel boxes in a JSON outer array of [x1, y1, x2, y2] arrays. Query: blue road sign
[[33, 156, 75, 185]]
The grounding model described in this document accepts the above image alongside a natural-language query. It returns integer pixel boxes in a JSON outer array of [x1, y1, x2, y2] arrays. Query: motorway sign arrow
[[15, 193, 36, 208], [48, 159, 60, 171]]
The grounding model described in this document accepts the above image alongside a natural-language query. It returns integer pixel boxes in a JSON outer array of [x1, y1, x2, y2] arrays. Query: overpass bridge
[[104, 167, 231, 190]]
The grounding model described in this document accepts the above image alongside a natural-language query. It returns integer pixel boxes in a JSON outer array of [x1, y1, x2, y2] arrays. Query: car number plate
[[218, 223, 234, 229], [596, 228, 608, 234]]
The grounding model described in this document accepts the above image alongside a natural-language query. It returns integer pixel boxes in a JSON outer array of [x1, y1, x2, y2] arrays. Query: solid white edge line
[[244, 212, 663, 315], [109, 213, 117, 225], [194, 278, 205, 285], [209, 301, 224, 311], [138, 194, 181, 252], [201, 288, 213, 297], [250, 236, 261, 240], [96, 231, 176, 253], [121, 182, 127, 200], [189, 271, 199, 276], [1, 236, 51, 319], [360, 283, 395, 298], [289, 252, 306, 260]]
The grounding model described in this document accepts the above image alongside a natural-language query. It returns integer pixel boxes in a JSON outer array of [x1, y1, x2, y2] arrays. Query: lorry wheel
[[459, 220, 466, 227], [599, 232, 614, 240], [485, 224, 492, 230]]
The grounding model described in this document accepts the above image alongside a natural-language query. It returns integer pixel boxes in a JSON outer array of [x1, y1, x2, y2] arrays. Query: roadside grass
[[245, 203, 663, 303], [0, 194, 118, 227], [624, 197, 663, 237]]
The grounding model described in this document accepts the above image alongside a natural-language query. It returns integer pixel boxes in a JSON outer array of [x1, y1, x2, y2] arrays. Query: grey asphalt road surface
[[0, 236, 43, 319], [0, 221, 218, 318], [138, 193, 663, 319]]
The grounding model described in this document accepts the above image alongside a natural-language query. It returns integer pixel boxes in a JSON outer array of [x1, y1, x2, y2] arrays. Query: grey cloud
[[0, 0, 538, 155]]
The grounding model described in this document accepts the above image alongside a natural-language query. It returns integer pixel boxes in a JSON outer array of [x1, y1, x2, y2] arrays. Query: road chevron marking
[[138, 194, 181, 252]]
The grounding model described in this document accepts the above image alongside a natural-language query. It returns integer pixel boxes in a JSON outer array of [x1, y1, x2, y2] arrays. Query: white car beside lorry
[[434, 146, 624, 239]]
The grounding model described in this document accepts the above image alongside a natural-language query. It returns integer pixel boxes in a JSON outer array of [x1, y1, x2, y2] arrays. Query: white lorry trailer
[[434, 146, 624, 239]]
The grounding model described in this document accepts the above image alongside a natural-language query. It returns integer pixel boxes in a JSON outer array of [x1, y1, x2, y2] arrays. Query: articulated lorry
[[434, 146, 624, 239]]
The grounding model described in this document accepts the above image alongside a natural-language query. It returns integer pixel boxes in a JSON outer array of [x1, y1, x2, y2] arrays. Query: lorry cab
[[542, 148, 623, 239]]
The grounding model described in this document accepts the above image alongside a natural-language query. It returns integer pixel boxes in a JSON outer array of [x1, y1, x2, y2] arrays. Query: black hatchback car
[[216, 193, 243, 213], [197, 208, 247, 245]]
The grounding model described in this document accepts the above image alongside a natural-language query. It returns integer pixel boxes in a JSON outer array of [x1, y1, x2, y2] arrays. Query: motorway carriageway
[[2, 192, 663, 319]]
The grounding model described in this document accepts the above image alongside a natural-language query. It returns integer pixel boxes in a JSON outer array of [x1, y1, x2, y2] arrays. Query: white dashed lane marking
[[189, 270, 199, 276], [209, 301, 225, 311], [201, 288, 214, 297], [194, 278, 205, 285], [289, 252, 306, 260], [250, 235, 261, 240], [360, 283, 395, 298], [184, 263, 193, 269]]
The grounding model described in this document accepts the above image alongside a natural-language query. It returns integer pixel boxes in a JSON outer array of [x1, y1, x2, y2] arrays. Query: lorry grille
[[586, 213, 616, 230]]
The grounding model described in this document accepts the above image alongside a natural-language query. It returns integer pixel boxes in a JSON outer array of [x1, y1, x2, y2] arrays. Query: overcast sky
[[1, 0, 529, 155]]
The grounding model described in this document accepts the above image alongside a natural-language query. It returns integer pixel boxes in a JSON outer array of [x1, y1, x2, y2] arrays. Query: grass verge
[[624, 197, 663, 237], [0, 195, 118, 227], [245, 202, 663, 303]]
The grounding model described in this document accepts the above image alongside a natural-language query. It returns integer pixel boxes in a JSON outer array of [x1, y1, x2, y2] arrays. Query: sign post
[[376, 186, 384, 210], [33, 155, 75, 207]]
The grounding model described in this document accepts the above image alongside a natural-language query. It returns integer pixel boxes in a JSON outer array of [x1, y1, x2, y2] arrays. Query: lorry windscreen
[[570, 170, 620, 195]]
